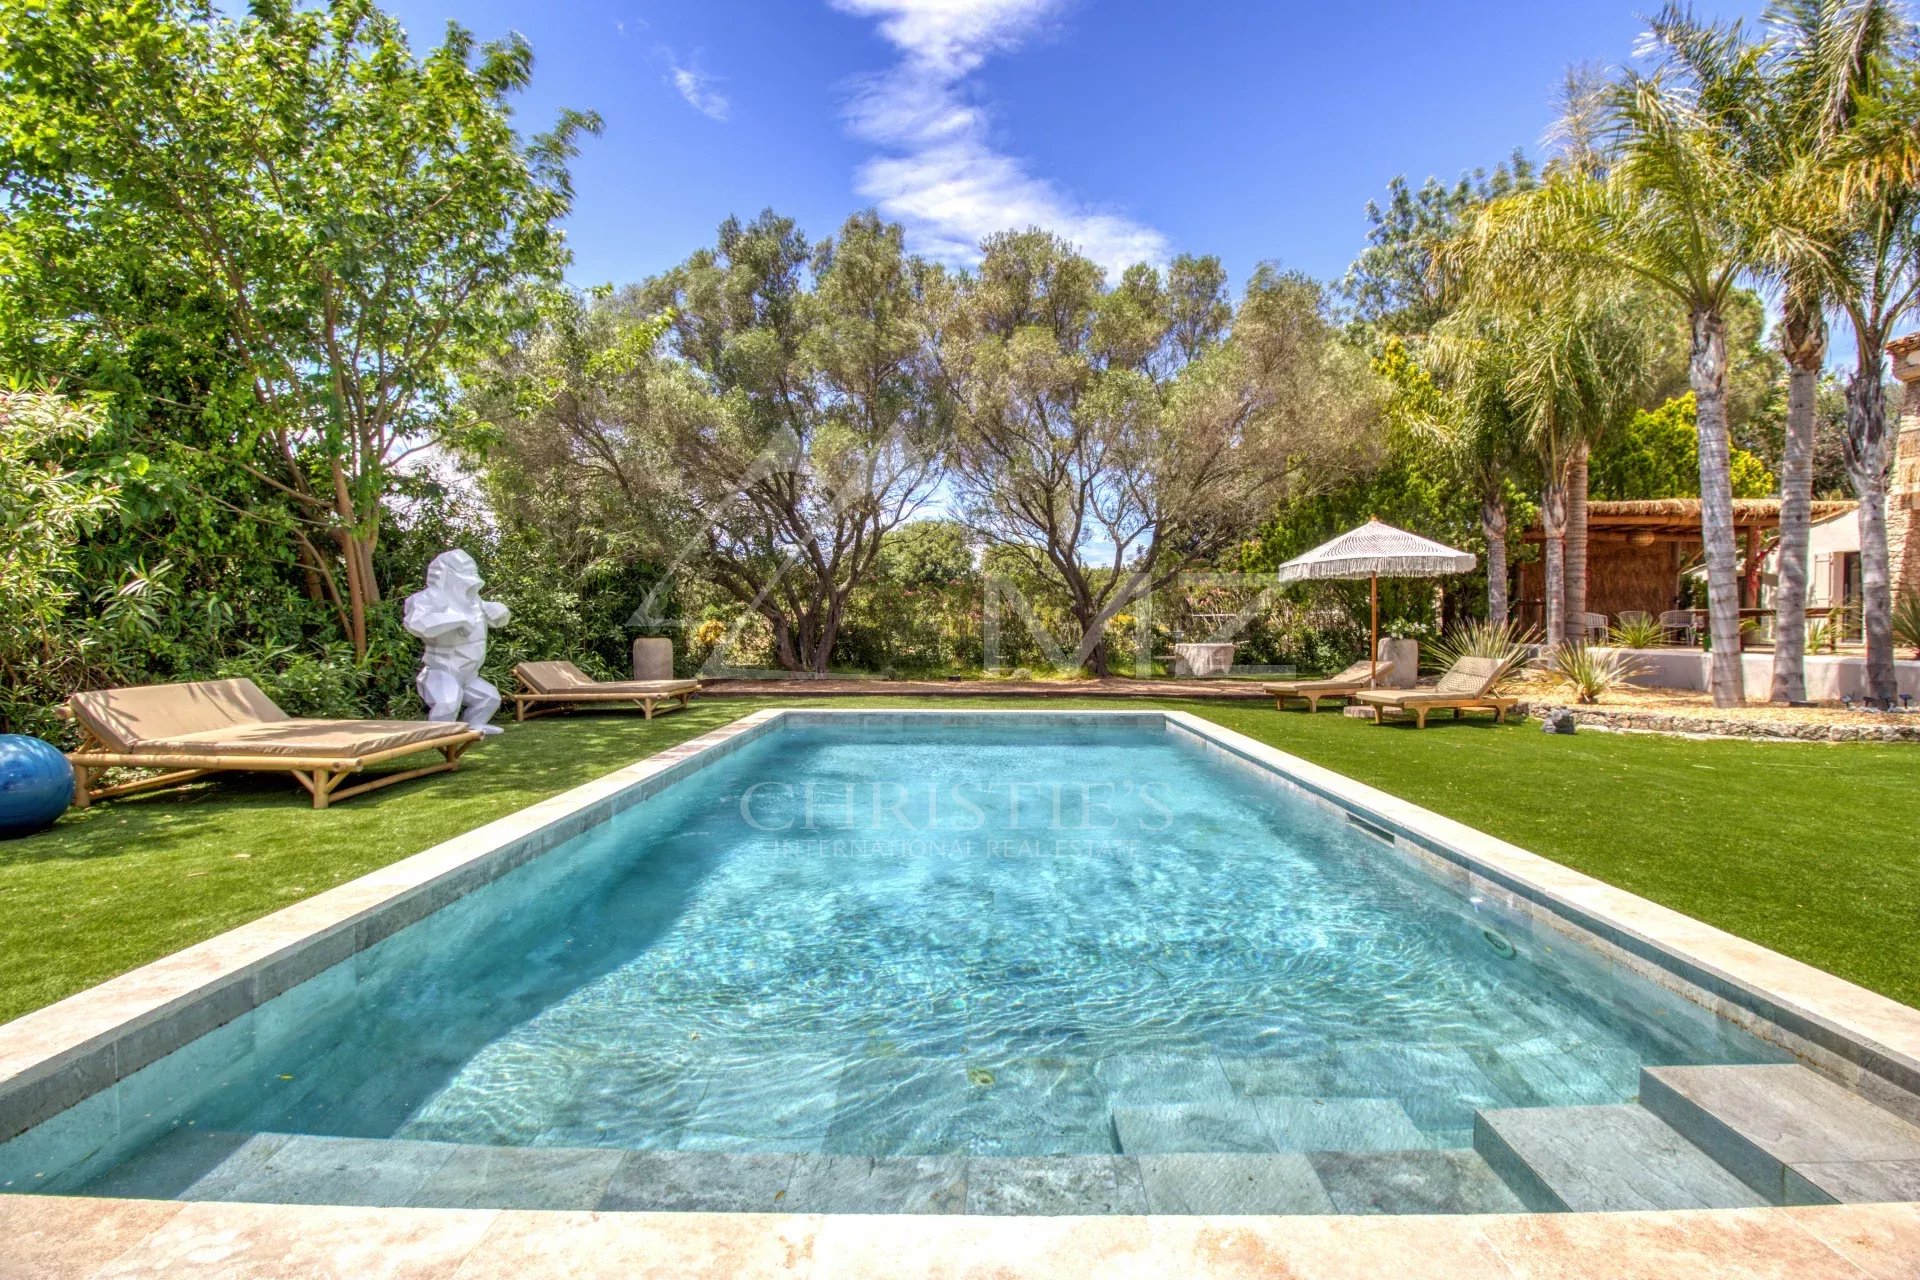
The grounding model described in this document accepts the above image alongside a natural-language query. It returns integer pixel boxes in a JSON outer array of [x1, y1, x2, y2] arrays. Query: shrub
[[1893, 594, 1920, 660], [1608, 615, 1667, 649], [1550, 643, 1648, 704], [1425, 619, 1536, 688]]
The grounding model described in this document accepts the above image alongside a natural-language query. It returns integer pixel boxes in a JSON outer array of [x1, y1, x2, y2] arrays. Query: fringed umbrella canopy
[[1274, 518, 1476, 682], [1274, 517, 1476, 583]]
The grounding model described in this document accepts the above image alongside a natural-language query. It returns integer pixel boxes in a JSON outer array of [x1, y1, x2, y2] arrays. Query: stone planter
[[1172, 642, 1236, 678], [1378, 638, 1419, 689]]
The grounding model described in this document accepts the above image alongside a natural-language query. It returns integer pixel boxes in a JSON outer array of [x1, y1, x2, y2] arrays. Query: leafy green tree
[[1, 0, 596, 657], [1591, 394, 1777, 500], [946, 232, 1382, 676], [0, 390, 121, 732], [1341, 154, 1536, 335], [470, 213, 952, 675]]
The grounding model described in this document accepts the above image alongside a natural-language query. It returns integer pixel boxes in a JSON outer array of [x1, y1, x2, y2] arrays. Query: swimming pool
[[0, 712, 1798, 1213]]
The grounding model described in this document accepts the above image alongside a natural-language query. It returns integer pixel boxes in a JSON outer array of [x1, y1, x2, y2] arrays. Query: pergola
[[1517, 498, 1858, 629]]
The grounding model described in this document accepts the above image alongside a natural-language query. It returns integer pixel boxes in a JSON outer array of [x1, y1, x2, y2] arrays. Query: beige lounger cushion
[[1357, 656, 1502, 706], [1263, 659, 1373, 693], [144, 719, 466, 760], [69, 677, 469, 759], [70, 678, 289, 752], [515, 661, 697, 697]]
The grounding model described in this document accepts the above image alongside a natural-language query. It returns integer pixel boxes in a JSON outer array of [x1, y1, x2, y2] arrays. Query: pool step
[[1640, 1064, 1920, 1205], [1110, 1097, 1425, 1155], [84, 1129, 1528, 1215], [1473, 1104, 1762, 1212]]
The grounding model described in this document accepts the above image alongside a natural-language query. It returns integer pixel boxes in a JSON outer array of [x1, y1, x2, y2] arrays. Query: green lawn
[[3, 695, 1914, 1025]]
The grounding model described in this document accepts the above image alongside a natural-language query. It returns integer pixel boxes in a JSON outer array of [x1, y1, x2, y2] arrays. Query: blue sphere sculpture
[[0, 735, 74, 838]]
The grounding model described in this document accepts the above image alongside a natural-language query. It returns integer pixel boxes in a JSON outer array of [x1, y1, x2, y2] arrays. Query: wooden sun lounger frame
[[63, 719, 483, 811], [1353, 693, 1519, 730], [1265, 680, 1370, 712], [510, 677, 699, 723]]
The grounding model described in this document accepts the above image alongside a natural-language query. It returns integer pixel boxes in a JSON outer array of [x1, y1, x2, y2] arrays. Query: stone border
[[1515, 699, 1920, 743], [3, 706, 1919, 1184]]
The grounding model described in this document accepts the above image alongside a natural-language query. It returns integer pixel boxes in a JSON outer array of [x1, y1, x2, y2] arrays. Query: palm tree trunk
[[1481, 490, 1509, 626], [1770, 304, 1824, 703], [1564, 438, 1590, 633], [1846, 365, 1897, 704], [1542, 475, 1568, 647], [1689, 307, 1746, 705]]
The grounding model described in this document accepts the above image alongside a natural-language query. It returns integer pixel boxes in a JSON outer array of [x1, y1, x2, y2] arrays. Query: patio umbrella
[[1273, 517, 1477, 683]]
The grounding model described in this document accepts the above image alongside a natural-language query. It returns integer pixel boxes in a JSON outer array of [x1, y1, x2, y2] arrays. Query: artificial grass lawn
[[2, 695, 1914, 1026]]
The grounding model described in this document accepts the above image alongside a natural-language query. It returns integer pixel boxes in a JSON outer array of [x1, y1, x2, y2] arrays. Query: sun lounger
[[1353, 656, 1517, 729], [1263, 659, 1375, 712], [511, 661, 701, 722], [64, 679, 482, 810]]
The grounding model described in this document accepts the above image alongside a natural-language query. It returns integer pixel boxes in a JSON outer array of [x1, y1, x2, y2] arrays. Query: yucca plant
[[1550, 643, 1648, 704], [1893, 593, 1920, 660], [1426, 619, 1539, 689], [1607, 615, 1667, 649]]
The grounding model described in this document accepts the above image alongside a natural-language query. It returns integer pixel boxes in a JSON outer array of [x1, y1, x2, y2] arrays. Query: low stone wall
[[1590, 647, 1920, 701], [1515, 700, 1920, 743]]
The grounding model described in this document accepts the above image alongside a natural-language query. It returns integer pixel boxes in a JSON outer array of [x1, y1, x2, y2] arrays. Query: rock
[[1541, 707, 1577, 735]]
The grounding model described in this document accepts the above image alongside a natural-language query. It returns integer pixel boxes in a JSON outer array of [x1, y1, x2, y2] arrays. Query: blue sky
[[382, 0, 1766, 290]]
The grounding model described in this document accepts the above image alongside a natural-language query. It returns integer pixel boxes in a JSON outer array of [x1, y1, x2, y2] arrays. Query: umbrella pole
[[1369, 574, 1379, 684]]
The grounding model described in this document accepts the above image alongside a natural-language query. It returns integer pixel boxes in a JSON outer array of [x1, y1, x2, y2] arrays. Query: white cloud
[[667, 58, 730, 122], [830, 0, 1168, 276]]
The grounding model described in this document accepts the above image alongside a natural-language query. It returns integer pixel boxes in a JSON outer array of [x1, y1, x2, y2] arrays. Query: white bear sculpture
[[403, 550, 510, 735]]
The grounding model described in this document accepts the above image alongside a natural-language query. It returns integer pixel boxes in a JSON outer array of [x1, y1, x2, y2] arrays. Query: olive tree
[[943, 231, 1383, 675]]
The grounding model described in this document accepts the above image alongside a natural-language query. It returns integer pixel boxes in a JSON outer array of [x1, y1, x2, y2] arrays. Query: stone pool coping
[[3, 1195, 1918, 1278], [2, 706, 1918, 1276]]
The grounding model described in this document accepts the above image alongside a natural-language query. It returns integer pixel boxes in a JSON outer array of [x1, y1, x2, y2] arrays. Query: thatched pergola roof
[[1525, 499, 1856, 543]]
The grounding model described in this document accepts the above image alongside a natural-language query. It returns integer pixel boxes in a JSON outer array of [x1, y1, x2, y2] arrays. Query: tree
[[1663, 1, 1903, 702], [1465, 35, 1775, 704], [1430, 286, 1653, 646], [1590, 395, 1777, 500], [473, 213, 953, 675], [1341, 155, 1536, 336], [1417, 324, 1532, 625], [0, 390, 121, 731], [0, 0, 596, 657], [1796, 8, 1920, 705], [945, 233, 1381, 675]]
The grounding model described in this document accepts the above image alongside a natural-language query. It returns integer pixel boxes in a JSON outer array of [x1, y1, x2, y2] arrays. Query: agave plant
[[1807, 604, 1857, 655], [1894, 594, 1920, 661], [1607, 615, 1667, 650], [1550, 643, 1648, 704], [1425, 619, 1539, 689]]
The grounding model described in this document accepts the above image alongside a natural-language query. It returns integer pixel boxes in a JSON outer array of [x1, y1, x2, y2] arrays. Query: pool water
[[27, 718, 1778, 1187]]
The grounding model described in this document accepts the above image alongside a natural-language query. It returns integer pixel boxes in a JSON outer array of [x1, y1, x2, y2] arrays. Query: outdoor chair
[[1263, 658, 1375, 712], [1659, 610, 1698, 645], [1353, 656, 1516, 729], [1617, 610, 1653, 629], [63, 678, 482, 810], [1578, 612, 1609, 641], [511, 661, 701, 722]]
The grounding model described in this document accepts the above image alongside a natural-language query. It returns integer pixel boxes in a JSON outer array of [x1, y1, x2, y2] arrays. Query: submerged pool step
[[1473, 1104, 1763, 1212], [1639, 1064, 1920, 1205], [1110, 1097, 1426, 1155], [81, 1129, 1528, 1215]]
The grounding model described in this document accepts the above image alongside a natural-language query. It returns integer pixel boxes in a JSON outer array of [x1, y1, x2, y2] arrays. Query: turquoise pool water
[[12, 716, 1778, 1194]]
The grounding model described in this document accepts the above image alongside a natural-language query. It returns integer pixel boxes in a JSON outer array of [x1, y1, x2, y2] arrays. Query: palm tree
[[1418, 320, 1531, 626], [1811, 15, 1920, 705], [1463, 28, 1773, 704], [1428, 289, 1652, 645], [1740, 1, 1904, 703]]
